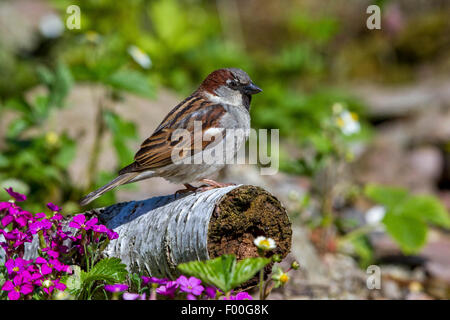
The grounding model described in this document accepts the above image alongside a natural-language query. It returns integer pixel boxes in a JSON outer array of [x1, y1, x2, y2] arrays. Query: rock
[[349, 78, 450, 119], [382, 279, 403, 299]]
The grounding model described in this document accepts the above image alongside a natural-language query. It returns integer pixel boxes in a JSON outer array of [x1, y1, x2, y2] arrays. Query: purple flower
[[1, 206, 31, 228], [29, 219, 53, 234], [104, 284, 129, 293], [1, 272, 34, 300], [0, 202, 12, 212], [123, 292, 146, 300], [2, 228, 31, 247], [204, 287, 217, 299], [69, 214, 97, 231], [35, 257, 53, 275], [50, 213, 63, 222], [35, 257, 71, 274], [4, 187, 26, 202], [46, 203, 61, 212], [42, 248, 60, 259], [5, 258, 31, 275], [92, 224, 108, 233], [224, 292, 253, 300], [42, 278, 66, 295], [156, 281, 178, 299], [176, 275, 204, 296], [107, 229, 119, 240], [142, 276, 169, 286], [34, 212, 46, 219]]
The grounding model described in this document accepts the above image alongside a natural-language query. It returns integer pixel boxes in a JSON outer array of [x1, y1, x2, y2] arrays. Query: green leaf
[[81, 258, 128, 285], [7, 118, 30, 138], [37, 63, 73, 108], [364, 184, 409, 209], [177, 254, 270, 293], [402, 195, 450, 228], [106, 69, 155, 98], [232, 257, 271, 287], [383, 212, 427, 254], [64, 265, 82, 295]]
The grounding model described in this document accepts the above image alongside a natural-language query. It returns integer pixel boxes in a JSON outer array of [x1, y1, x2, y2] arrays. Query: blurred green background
[[1, 0, 450, 294]]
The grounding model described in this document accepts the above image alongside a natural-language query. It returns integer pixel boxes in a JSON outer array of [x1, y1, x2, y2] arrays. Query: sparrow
[[80, 68, 262, 206]]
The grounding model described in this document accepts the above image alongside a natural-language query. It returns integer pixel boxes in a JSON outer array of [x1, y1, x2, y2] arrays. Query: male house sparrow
[[80, 68, 262, 206]]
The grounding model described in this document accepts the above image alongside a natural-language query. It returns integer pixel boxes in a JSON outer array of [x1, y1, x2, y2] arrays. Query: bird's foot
[[197, 179, 236, 192], [174, 184, 198, 197]]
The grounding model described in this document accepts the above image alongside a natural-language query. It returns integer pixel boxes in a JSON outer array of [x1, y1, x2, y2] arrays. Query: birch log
[[86, 184, 292, 279], [1, 185, 292, 282]]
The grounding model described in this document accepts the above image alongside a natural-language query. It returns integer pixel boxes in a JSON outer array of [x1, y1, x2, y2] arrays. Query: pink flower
[[69, 214, 97, 231], [123, 292, 146, 300], [105, 284, 129, 293], [204, 287, 217, 299], [1, 206, 32, 228], [4, 187, 26, 202], [29, 219, 53, 234], [156, 281, 178, 298], [46, 203, 61, 212], [122, 292, 146, 300], [42, 278, 66, 295], [2, 228, 31, 248], [107, 229, 119, 240], [224, 292, 253, 300], [142, 276, 169, 286], [42, 248, 59, 259], [35, 257, 71, 274], [5, 258, 31, 275], [1, 272, 34, 300], [35, 257, 53, 275], [92, 224, 108, 233], [50, 213, 63, 222], [176, 275, 204, 296]]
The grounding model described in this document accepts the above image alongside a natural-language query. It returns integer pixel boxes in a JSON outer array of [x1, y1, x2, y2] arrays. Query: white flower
[[127, 45, 152, 69], [254, 236, 276, 251], [39, 13, 64, 39], [365, 205, 386, 225], [336, 110, 361, 136]]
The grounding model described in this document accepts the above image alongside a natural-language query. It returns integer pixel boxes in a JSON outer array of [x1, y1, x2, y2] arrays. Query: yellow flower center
[[280, 273, 289, 284], [13, 267, 19, 272], [260, 239, 270, 247]]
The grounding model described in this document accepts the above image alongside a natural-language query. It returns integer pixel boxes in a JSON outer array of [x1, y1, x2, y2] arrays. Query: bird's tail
[[79, 172, 139, 206]]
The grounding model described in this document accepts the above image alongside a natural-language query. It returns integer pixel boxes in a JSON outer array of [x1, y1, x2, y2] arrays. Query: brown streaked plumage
[[80, 68, 262, 206]]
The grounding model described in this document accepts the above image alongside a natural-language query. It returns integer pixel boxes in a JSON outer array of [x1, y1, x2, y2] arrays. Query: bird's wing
[[118, 96, 227, 174]]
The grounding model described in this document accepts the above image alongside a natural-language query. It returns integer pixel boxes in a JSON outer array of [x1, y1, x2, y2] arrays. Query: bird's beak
[[243, 82, 262, 95]]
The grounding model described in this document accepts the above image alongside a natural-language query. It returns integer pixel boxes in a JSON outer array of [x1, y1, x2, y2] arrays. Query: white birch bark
[[1, 185, 292, 281]]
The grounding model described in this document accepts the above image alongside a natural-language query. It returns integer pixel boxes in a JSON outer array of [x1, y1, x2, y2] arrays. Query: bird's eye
[[228, 80, 238, 88]]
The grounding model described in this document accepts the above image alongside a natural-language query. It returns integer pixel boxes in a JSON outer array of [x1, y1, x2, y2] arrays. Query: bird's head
[[198, 68, 262, 108]]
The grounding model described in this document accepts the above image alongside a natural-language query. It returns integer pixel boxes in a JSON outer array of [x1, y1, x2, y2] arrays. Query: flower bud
[[291, 260, 300, 270]]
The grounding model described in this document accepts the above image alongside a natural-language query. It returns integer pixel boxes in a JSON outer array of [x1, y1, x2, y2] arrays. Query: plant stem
[[259, 269, 264, 300], [338, 224, 376, 245]]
